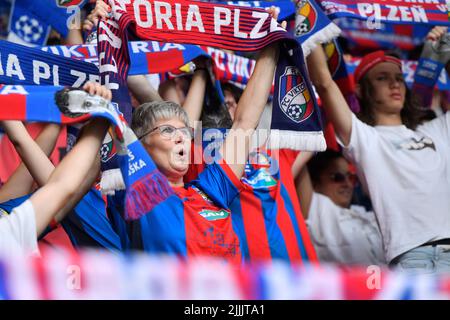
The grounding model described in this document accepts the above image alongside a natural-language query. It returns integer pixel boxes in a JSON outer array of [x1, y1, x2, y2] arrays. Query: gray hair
[[131, 101, 189, 139]]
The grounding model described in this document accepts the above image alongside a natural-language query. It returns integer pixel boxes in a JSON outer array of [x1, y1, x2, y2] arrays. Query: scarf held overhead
[[294, 0, 341, 56], [100, 0, 326, 151], [0, 86, 175, 221], [317, 0, 450, 26], [0, 40, 99, 87]]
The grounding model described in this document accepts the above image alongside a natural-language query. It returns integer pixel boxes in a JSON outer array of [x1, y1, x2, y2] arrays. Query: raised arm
[[293, 151, 314, 219], [158, 79, 182, 104], [307, 46, 353, 145], [127, 75, 162, 104], [63, 28, 83, 45], [30, 83, 111, 235], [0, 122, 61, 203], [182, 69, 208, 127], [220, 41, 279, 179]]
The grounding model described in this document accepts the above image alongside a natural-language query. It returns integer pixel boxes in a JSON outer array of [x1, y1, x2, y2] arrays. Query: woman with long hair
[[306, 27, 450, 274]]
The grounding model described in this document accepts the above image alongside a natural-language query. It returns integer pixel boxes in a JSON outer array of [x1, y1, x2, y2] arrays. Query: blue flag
[[19, 0, 87, 38], [7, 0, 51, 46]]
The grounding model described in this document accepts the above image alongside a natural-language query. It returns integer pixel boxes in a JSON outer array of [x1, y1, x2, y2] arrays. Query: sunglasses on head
[[329, 172, 357, 184]]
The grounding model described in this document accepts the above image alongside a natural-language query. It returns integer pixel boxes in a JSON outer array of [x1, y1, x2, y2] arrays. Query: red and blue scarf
[[294, 0, 341, 56], [0, 40, 99, 87], [0, 85, 174, 221], [335, 18, 431, 53], [98, 0, 327, 151], [317, 0, 450, 27]]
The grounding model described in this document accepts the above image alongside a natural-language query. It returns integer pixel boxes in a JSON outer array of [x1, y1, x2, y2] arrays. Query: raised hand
[[83, 0, 111, 32]]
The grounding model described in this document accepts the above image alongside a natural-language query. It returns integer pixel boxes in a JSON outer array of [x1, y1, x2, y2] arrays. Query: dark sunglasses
[[329, 172, 357, 185]]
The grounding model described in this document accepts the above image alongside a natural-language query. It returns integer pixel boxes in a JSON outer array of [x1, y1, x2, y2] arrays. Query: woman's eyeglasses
[[329, 172, 357, 185], [139, 125, 194, 140]]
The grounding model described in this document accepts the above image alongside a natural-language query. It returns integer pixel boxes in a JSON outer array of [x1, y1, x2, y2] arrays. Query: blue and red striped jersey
[[136, 162, 243, 264], [230, 149, 317, 264], [186, 148, 317, 265]]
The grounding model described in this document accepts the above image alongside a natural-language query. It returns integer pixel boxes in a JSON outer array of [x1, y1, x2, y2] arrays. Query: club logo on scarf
[[279, 66, 314, 123], [100, 132, 117, 163], [56, 0, 84, 7], [295, 0, 317, 37]]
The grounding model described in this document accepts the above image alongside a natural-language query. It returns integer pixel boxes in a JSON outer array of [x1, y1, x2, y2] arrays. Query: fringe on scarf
[[124, 170, 175, 220], [301, 23, 342, 57], [267, 129, 327, 151], [100, 168, 126, 195]]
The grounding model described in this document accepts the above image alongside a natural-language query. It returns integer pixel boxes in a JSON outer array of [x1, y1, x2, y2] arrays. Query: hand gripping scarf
[[98, 0, 327, 152], [412, 33, 450, 108], [0, 87, 174, 221]]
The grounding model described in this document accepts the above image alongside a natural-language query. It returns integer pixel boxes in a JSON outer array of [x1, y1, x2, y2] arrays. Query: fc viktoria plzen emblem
[[279, 66, 314, 123], [100, 132, 117, 163], [295, 0, 317, 37]]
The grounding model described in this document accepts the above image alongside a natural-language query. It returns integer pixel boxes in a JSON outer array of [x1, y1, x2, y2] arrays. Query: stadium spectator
[[306, 27, 450, 274], [181, 58, 318, 263], [295, 150, 385, 266], [127, 37, 280, 263], [0, 82, 111, 256]]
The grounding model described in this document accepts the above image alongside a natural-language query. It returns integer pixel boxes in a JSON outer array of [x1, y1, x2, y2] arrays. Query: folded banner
[[0, 40, 99, 87], [100, 0, 326, 151], [294, 0, 341, 56], [317, 0, 450, 26]]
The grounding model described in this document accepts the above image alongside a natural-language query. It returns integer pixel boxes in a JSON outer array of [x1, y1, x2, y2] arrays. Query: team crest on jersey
[[100, 132, 117, 163], [279, 66, 314, 123], [199, 209, 230, 221], [324, 41, 342, 78], [56, 0, 84, 8], [295, 0, 317, 37], [242, 168, 277, 189], [243, 152, 277, 189]]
